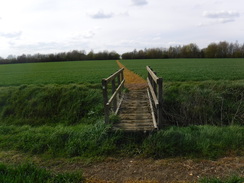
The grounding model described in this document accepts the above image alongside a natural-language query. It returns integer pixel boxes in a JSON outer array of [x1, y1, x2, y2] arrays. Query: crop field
[[0, 59, 243, 87], [120, 58, 244, 81], [0, 60, 119, 86]]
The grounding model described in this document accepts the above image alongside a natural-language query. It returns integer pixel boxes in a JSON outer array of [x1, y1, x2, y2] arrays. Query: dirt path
[[0, 151, 243, 183], [117, 60, 147, 90]]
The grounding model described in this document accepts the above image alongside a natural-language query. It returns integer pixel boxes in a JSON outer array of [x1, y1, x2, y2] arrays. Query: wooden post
[[102, 79, 109, 123], [157, 78, 163, 129], [121, 70, 124, 89], [117, 74, 121, 96], [112, 79, 117, 112]]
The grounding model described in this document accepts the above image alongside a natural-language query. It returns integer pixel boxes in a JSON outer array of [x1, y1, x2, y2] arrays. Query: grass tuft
[[0, 163, 84, 183]]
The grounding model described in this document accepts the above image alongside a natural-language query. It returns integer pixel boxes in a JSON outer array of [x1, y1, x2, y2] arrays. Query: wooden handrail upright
[[146, 66, 163, 129], [102, 79, 109, 123], [102, 68, 124, 124], [157, 77, 163, 129]]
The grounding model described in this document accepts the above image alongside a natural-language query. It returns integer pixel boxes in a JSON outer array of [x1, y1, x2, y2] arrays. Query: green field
[[0, 60, 118, 86], [0, 59, 243, 86], [120, 58, 244, 81]]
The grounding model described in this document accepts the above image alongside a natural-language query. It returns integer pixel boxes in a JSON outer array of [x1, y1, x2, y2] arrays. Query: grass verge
[[0, 163, 84, 183], [199, 175, 244, 183], [0, 123, 243, 159]]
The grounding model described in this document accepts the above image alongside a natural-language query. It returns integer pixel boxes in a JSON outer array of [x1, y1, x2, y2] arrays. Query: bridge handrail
[[102, 68, 124, 123], [146, 66, 163, 129]]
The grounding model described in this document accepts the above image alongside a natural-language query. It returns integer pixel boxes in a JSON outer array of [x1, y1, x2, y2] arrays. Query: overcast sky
[[0, 0, 243, 58]]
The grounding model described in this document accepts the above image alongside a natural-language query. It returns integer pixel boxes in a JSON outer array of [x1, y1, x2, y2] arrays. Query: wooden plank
[[105, 68, 124, 82], [147, 78, 159, 106], [113, 126, 155, 131], [146, 66, 158, 83], [107, 79, 125, 106]]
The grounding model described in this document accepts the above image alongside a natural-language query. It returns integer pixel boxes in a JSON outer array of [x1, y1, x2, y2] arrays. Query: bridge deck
[[113, 90, 156, 132]]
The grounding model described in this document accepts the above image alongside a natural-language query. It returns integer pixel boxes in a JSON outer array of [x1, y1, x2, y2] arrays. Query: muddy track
[[0, 151, 243, 183]]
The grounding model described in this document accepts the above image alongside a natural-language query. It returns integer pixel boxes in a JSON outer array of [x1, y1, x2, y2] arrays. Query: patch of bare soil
[[116, 60, 148, 90], [0, 151, 243, 183], [82, 157, 244, 183]]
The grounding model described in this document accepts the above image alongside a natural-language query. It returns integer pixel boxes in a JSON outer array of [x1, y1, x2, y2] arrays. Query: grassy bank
[[0, 84, 103, 126], [0, 123, 243, 159], [0, 81, 243, 126], [163, 80, 244, 126], [0, 163, 84, 183]]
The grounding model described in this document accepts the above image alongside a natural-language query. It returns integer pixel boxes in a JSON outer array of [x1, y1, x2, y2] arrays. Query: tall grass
[[0, 122, 119, 158], [0, 163, 84, 183], [163, 80, 244, 126], [0, 81, 243, 126], [199, 176, 244, 183], [0, 123, 243, 159], [143, 125, 243, 158], [0, 84, 103, 126]]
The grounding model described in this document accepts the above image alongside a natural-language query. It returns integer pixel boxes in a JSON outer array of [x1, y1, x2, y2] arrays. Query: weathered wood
[[102, 68, 125, 124], [117, 74, 121, 96], [146, 66, 163, 130], [102, 79, 109, 123], [104, 68, 124, 82], [146, 66, 158, 83], [115, 93, 124, 115], [147, 78, 159, 105], [107, 79, 125, 106], [112, 79, 117, 111], [157, 78, 163, 129], [147, 89, 157, 129]]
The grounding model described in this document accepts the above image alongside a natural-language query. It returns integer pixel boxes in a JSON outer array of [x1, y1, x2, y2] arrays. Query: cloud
[[203, 10, 240, 19], [199, 10, 240, 26], [0, 31, 22, 39], [10, 40, 90, 55], [89, 10, 114, 19], [71, 31, 95, 39], [83, 31, 95, 39], [131, 0, 148, 6]]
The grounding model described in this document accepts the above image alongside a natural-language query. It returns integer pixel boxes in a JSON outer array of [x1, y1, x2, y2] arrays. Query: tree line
[[0, 50, 120, 64], [122, 41, 244, 59], [0, 41, 244, 64]]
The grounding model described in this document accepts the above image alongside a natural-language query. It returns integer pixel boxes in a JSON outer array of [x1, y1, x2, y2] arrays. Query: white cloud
[[0, 31, 22, 39], [131, 0, 148, 6], [203, 10, 240, 19], [199, 10, 240, 26], [88, 10, 114, 19], [71, 31, 95, 39]]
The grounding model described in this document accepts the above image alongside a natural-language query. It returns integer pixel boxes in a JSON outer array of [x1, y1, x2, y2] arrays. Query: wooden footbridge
[[102, 66, 163, 132]]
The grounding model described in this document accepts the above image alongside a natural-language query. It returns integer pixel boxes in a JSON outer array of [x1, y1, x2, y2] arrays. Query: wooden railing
[[146, 66, 163, 129], [102, 68, 125, 124]]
